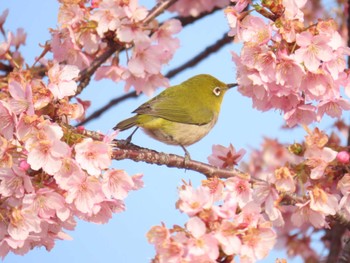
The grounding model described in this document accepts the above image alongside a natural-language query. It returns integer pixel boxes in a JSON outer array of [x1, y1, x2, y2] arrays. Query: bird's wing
[[133, 91, 214, 125]]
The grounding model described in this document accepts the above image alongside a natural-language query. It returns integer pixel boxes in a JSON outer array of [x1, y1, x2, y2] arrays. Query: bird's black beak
[[227, 83, 237, 89]]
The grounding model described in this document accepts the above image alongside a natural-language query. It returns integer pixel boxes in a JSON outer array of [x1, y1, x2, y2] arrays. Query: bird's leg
[[180, 145, 191, 164], [125, 127, 139, 143]]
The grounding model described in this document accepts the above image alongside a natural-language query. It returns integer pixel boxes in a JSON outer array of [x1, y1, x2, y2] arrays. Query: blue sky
[[1, 1, 339, 262]]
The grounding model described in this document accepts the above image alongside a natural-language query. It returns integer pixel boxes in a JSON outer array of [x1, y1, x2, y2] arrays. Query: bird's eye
[[213, 87, 221, 96]]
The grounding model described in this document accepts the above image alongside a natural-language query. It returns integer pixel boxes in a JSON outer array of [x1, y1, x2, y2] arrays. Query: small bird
[[113, 74, 236, 157]]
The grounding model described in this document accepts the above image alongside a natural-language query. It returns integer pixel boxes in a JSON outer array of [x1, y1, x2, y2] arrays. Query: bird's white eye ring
[[213, 87, 221, 96]]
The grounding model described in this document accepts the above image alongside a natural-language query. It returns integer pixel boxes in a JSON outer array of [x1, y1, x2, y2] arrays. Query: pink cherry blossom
[[274, 166, 296, 193], [78, 30, 100, 55], [0, 32, 11, 58], [0, 101, 16, 140], [208, 143, 246, 169], [53, 157, 84, 190], [0, 9, 9, 27], [147, 224, 170, 246], [58, 3, 85, 27], [291, 201, 327, 228], [151, 19, 182, 49], [10, 28, 26, 49], [131, 173, 144, 190], [282, 0, 307, 21], [253, 181, 282, 224], [225, 177, 252, 207], [8, 81, 34, 115], [90, 0, 122, 37], [284, 104, 317, 127], [215, 221, 242, 255], [65, 173, 105, 214], [186, 217, 219, 261], [177, 184, 213, 216], [338, 174, 350, 194], [28, 189, 70, 221], [0, 167, 33, 198], [51, 28, 91, 69], [127, 42, 163, 78], [25, 122, 70, 175], [300, 72, 336, 101], [0, 136, 12, 168], [225, 6, 241, 37], [238, 15, 272, 45], [317, 97, 350, 119], [123, 72, 169, 96], [95, 64, 125, 83], [240, 223, 276, 262], [74, 138, 112, 176], [275, 52, 305, 89], [309, 186, 338, 215], [47, 62, 79, 99], [294, 31, 333, 72], [323, 47, 348, 80], [304, 146, 337, 179], [7, 205, 41, 241], [102, 169, 135, 199]]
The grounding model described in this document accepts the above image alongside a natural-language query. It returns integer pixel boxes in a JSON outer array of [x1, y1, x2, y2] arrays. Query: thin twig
[[166, 32, 231, 78], [78, 91, 139, 126]]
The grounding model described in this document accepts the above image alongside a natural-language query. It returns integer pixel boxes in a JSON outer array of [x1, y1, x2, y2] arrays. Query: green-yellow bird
[[113, 74, 235, 157]]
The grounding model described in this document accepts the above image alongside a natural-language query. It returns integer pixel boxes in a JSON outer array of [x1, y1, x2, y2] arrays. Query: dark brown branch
[[173, 6, 223, 27], [76, 43, 121, 95], [78, 91, 139, 126], [142, 0, 178, 25], [0, 61, 13, 74], [338, 238, 350, 263], [112, 141, 249, 179], [326, 223, 346, 263], [77, 32, 233, 126], [166, 32, 231, 78]]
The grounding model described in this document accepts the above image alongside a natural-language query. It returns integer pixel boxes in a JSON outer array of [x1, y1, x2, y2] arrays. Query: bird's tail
[[113, 116, 138, 131]]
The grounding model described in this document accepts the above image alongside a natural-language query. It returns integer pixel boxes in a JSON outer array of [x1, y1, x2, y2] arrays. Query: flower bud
[[337, 151, 350, 164], [288, 143, 303, 156]]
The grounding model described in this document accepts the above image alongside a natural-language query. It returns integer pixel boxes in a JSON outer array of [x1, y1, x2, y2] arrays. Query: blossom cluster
[[234, 124, 350, 262], [0, 7, 144, 257], [53, 0, 182, 96], [226, 0, 350, 127], [147, 123, 350, 262], [147, 179, 276, 263]]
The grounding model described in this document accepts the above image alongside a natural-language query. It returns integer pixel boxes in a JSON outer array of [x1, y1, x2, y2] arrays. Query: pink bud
[[19, 160, 30, 170], [77, 126, 85, 132], [337, 151, 350, 163]]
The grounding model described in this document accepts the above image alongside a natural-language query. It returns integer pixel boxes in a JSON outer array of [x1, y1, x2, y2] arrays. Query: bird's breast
[[140, 115, 218, 146]]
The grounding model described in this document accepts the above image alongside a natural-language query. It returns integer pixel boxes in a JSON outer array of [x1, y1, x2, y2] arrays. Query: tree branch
[[326, 223, 346, 263], [77, 90, 139, 126], [112, 140, 249, 179], [166, 32, 231, 78], [338, 238, 350, 263]]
